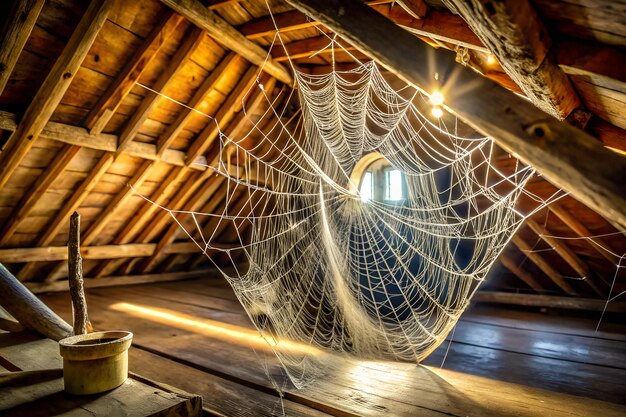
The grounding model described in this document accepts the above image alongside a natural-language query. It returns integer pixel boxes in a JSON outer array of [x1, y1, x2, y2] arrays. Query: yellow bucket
[[59, 330, 133, 395]]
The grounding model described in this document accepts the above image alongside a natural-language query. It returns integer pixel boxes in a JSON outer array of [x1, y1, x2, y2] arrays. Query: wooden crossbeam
[[271, 35, 356, 62], [0, 0, 112, 190], [156, 52, 241, 156], [0, 242, 200, 263], [396, 0, 429, 19], [287, 0, 626, 230], [548, 204, 620, 264], [474, 291, 626, 313], [445, 0, 580, 119], [186, 66, 260, 163], [525, 218, 605, 297], [117, 26, 204, 153], [0, 144, 81, 247], [85, 10, 185, 134], [499, 253, 542, 292], [0, 0, 46, 95], [158, 0, 293, 85], [510, 235, 577, 296]]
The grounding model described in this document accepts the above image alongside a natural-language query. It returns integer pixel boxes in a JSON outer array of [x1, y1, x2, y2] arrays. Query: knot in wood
[[525, 122, 554, 144]]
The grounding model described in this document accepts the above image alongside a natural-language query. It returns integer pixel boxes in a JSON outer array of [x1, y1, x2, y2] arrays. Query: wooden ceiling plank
[[85, 10, 186, 134], [548, 204, 620, 265], [0, 0, 112, 190], [16, 152, 115, 282], [286, 0, 626, 230], [444, 0, 580, 119], [510, 235, 577, 296], [186, 66, 260, 164], [0, 144, 81, 247], [396, 0, 429, 19], [0, 0, 46, 95], [156, 52, 241, 156], [526, 218, 606, 298], [117, 26, 204, 153], [158, 0, 293, 85], [139, 175, 228, 273], [271, 35, 356, 62]]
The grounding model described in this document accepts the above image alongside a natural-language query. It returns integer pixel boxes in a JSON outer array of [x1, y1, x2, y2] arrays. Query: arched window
[[351, 153, 406, 203]]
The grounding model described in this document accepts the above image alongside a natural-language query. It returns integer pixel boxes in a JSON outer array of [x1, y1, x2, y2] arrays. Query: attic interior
[[0, 0, 625, 415]]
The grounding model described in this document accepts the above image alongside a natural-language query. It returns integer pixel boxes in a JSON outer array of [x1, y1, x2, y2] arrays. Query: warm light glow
[[111, 302, 321, 356], [486, 54, 497, 65], [429, 90, 445, 106], [431, 106, 444, 119]]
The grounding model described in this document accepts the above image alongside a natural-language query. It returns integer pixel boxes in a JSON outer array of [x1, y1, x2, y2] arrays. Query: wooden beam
[[396, 0, 429, 19], [156, 52, 241, 156], [0, 0, 112, 190], [186, 66, 260, 164], [510, 235, 577, 296], [445, 0, 580, 119], [84, 10, 185, 134], [474, 291, 626, 313], [26, 268, 221, 294], [0, 242, 200, 263], [0, 144, 81, 247], [117, 26, 204, 153], [499, 253, 542, 292], [525, 218, 605, 297], [286, 0, 626, 230], [0, 0, 45, 95], [271, 35, 356, 62], [548, 204, 619, 264], [158, 0, 293, 85], [0, 111, 205, 171]]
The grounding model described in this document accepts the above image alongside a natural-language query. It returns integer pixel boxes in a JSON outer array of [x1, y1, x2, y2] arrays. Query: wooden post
[[0, 263, 72, 341], [68, 212, 89, 336]]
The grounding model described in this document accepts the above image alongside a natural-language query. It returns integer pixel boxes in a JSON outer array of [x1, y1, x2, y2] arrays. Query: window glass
[[385, 169, 404, 201], [360, 171, 373, 202]]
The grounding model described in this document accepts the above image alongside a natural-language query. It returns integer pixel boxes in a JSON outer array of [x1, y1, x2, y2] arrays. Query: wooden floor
[[38, 277, 626, 417]]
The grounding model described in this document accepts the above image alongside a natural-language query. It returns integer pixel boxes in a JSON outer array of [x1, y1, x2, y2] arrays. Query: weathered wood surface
[[286, 0, 626, 230], [0, 264, 72, 341], [36, 277, 626, 415], [67, 212, 88, 335], [473, 291, 626, 313], [0, 334, 202, 417]]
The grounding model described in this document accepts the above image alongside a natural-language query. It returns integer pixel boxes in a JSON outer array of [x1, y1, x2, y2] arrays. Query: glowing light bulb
[[486, 54, 497, 65], [430, 90, 444, 106], [431, 106, 443, 119]]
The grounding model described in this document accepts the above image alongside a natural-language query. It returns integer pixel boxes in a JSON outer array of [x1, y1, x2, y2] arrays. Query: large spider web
[[136, 27, 622, 388]]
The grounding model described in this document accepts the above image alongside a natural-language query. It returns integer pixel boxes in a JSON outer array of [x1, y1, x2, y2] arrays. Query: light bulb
[[430, 90, 444, 106], [431, 106, 443, 119], [486, 54, 497, 65]]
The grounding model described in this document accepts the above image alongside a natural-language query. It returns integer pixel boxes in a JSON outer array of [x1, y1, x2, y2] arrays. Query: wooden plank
[[510, 235, 577, 296], [0, 0, 113, 190], [396, 0, 429, 19], [0, 242, 198, 263], [286, 0, 626, 230], [0, 144, 80, 247], [498, 253, 542, 291], [445, 0, 581, 119], [25, 268, 216, 293], [85, 10, 186, 134], [0, 0, 46, 95], [158, 0, 292, 85], [474, 291, 626, 313], [156, 52, 241, 156], [117, 26, 204, 153]]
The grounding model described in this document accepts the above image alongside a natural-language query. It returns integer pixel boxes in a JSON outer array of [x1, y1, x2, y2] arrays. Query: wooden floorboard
[[37, 277, 626, 416]]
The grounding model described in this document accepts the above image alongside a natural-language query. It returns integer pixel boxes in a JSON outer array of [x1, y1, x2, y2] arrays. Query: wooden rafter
[[117, 26, 204, 153], [525, 218, 605, 297], [156, 52, 241, 156], [510, 235, 576, 296], [286, 0, 626, 230], [0, 144, 81, 247], [444, 0, 580, 119], [84, 10, 185, 134], [158, 0, 293, 85], [0, 0, 46, 95], [499, 253, 542, 292], [0, 0, 112, 190]]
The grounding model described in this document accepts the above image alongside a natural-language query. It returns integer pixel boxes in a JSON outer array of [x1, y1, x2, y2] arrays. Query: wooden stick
[[68, 212, 89, 336], [0, 263, 72, 341]]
